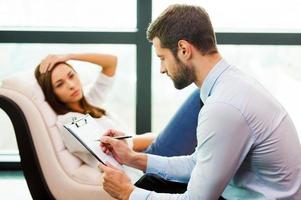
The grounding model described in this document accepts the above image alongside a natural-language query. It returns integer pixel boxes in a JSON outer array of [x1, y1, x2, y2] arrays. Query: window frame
[[1, 0, 301, 169]]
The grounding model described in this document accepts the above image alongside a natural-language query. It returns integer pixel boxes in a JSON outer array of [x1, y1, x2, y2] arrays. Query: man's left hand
[[99, 163, 135, 200]]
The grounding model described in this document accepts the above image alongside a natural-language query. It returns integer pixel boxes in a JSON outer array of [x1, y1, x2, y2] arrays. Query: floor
[[0, 171, 32, 199]]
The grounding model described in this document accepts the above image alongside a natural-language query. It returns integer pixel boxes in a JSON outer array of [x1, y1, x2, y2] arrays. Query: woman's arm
[[132, 132, 157, 152], [39, 53, 117, 77], [68, 53, 117, 77]]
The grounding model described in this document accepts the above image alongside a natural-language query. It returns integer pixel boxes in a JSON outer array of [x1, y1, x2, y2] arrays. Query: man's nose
[[160, 65, 166, 74]]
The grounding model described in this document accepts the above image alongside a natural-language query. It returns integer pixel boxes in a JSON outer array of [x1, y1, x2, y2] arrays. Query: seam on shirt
[[209, 100, 288, 149], [204, 101, 255, 142]]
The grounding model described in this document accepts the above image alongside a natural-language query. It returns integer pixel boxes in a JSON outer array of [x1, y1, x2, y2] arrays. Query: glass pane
[[0, 171, 31, 200], [153, 0, 301, 32], [152, 45, 301, 139], [0, 0, 136, 31], [0, 44, 136, 153]]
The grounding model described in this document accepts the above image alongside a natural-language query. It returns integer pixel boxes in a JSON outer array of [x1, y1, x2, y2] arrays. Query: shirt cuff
[[146, 154, 168, 178], [129, 187, 151, 200]]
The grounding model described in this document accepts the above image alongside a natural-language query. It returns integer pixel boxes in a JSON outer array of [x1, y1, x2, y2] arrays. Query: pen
[[94, 135, 132, 141]]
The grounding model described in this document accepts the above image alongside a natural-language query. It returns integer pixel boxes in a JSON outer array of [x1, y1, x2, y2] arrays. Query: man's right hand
[[100, 129, 134, 165]]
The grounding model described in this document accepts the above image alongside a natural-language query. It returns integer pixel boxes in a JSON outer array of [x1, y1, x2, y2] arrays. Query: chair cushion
[[1, 70, 57, 127]]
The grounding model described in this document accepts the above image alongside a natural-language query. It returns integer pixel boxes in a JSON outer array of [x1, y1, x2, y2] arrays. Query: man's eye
[[69, 74, 74, 79]]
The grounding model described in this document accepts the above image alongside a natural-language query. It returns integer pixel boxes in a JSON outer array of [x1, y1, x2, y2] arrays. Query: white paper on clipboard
[[63, 114, 123, 171]]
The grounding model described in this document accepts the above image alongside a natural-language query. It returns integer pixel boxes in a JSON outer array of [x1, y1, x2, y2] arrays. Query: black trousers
[[135, 173, 226, 200]]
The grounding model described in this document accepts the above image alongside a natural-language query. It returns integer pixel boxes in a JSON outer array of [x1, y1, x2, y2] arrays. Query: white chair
[[0, 70, 114, 200]]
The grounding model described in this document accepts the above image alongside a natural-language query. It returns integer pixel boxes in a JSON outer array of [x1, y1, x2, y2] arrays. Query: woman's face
[[51, 63, 83, 103]]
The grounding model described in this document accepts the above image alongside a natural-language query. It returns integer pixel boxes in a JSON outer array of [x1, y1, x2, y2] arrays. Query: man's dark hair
[[147, 4, 218, 56]]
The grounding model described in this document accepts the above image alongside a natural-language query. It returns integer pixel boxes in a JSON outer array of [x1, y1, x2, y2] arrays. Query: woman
[[35, 53, 202, 169]]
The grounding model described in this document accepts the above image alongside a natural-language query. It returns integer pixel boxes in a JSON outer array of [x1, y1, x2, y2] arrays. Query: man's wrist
[[126, 150, 138, 166], [128, 152, 147, 172], [122, 185, 135, 200]]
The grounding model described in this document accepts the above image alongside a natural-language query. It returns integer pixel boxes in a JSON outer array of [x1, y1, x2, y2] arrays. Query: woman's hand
[[39, 54, 71, 74], [39, 53, 117, 76]]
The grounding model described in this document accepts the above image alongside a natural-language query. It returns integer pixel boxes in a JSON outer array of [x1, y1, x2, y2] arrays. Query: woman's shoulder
[[96, 72, 115, 83], [84, 72, 115, 106]]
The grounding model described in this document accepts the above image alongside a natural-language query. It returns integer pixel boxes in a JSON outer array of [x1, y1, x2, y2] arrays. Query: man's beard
[[171, 58, 195, 89]]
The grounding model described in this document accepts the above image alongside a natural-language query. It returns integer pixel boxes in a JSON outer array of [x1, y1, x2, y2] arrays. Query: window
[[1, 0, 300, 167], [152, 45, 301, 137], [0, 44, 136, 153], [0, 0, 136, 31], [152, 1, 301, 135], [153, 0, 301, 32], [0, 0, 153, 165]]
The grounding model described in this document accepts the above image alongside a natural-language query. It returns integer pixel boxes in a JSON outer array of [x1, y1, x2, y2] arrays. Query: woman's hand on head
[[39, 54, 71, 74]]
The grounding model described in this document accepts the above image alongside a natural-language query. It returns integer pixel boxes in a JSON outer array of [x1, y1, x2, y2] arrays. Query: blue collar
[[200, 59, 231, 103]]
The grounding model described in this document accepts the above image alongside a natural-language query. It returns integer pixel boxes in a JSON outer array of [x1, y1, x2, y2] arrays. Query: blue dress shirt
[[130, 59, 301, 199]]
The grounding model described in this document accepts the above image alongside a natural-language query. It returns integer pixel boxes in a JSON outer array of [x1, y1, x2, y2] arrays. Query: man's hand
[[100, 129, 127, 154], [100, 130, 134, 165], [100, 129, 148, 171], [99, 163, 134, 200]]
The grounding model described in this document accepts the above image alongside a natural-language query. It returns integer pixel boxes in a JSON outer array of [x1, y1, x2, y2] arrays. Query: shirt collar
[[200, 59, 231, 103]]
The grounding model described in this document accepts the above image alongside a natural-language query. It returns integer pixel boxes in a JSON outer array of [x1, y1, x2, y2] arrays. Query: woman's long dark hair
[[35, 62, 106, 118]]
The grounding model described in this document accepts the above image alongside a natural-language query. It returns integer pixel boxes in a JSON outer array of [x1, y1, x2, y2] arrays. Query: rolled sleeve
[[146, 153, 195, 183], [146, 154, 169, 176]]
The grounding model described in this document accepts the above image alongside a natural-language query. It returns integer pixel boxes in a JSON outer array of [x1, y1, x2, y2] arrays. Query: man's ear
[[177, 40, 192, 61]]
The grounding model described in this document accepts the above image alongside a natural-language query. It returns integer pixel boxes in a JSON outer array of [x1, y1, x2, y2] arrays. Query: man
[[99, 4, 301, 200]]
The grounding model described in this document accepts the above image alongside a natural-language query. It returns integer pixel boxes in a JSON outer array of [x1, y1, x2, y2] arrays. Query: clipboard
[[63, 114, 123, 170]]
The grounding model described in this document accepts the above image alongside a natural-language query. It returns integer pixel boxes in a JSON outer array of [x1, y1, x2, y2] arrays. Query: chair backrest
[[0, 70, 113, 200], [0, 94, 55, 199]]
